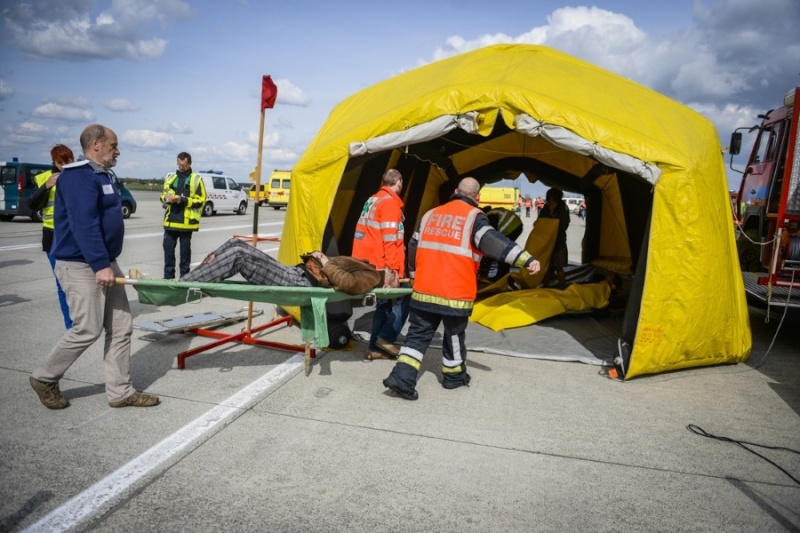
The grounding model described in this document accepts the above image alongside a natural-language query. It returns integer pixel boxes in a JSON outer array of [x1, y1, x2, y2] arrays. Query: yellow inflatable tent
[[279, 43, 751, 379]]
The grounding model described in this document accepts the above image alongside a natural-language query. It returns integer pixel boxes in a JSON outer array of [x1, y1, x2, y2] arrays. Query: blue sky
[[1, 0, 798, 192]]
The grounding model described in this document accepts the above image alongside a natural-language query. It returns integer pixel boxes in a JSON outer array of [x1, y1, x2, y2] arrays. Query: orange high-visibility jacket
[[352, 186, 405, 276], [412, 199, 483, 310]]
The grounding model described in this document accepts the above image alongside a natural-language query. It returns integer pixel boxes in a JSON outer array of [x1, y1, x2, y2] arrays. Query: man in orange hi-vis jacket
[[382, 177, 541, 400], [352, 168, 410, 360]]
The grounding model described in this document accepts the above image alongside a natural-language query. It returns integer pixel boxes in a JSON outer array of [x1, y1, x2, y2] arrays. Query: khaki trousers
[[32, 261, 134, 403]]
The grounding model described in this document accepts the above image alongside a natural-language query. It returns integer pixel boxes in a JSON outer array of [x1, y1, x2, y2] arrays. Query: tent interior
[[314, 118, 651, 372]]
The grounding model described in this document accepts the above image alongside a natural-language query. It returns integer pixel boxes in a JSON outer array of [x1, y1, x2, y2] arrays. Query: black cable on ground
[[687, 424, 800, 485]]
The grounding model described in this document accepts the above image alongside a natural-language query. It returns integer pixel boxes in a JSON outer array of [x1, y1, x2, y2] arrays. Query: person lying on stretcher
[[180, 238, 399, 295]]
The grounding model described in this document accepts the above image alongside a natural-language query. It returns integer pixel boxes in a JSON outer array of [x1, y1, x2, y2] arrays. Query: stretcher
[[119, 277, 411, 373]]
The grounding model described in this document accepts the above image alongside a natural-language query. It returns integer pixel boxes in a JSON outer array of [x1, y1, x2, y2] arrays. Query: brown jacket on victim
[[303, 254, 385, 295]]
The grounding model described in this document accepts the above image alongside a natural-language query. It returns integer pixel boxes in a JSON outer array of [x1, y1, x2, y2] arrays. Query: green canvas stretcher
[[124, 278, 411, 348]]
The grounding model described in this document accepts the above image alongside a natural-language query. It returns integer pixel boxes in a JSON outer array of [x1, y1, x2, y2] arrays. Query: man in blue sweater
[[30, 124, 160, 410]]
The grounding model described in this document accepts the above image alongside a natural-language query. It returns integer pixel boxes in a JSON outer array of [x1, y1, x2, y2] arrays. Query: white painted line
[[122, 221, 285, 241], [22, 354, 304, 533], [0, 222, 284, 252]]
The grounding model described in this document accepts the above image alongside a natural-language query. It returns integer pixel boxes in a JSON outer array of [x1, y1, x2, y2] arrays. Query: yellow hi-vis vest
[[161, 172, 206, 230], [35, 170, 57, 230]]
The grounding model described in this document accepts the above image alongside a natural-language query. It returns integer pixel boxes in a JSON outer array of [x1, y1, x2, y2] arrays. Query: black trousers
[[163, 229, 193, 279]]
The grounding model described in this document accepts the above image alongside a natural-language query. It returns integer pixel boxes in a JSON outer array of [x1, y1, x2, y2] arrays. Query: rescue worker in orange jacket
[[382, 177, 541, 400], [352, 168, 410, 360]]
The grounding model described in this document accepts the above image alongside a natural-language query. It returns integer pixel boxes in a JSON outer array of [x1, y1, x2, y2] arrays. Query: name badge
[[102, 184, 114, 194]]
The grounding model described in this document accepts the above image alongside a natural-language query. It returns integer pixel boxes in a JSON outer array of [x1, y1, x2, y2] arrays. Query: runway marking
[[21, 354, 304, 533], [0, 222, 284, 252]]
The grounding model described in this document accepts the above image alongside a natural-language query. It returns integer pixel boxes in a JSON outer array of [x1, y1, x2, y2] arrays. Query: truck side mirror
[[729, 132, 742, 156]]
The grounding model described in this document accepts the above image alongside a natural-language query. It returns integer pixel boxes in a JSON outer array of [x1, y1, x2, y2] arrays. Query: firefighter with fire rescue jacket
[[160, 152, 206, 279], [382, 177, 541, 400]]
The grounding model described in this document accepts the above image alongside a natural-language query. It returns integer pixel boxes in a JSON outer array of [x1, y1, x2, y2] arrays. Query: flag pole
[[247, 75, 278, 331]]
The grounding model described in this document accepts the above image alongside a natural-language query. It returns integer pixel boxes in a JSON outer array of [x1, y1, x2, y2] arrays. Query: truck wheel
[[327, 321, 352, 349], [30, 210, 43, 223], [203, 202, 214, 217], [121, 202, 132, 219], [737, 228, 762, 272], [0, 214, 15, 221], [236, 201, 247, 215]]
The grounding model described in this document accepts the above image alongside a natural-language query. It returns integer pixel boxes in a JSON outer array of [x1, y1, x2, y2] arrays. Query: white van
[[194, 171, 248, 216], [565, 197, 583, 215]]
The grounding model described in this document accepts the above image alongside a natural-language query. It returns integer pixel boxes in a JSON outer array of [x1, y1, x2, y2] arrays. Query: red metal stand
[[176, 314, 316, 371]]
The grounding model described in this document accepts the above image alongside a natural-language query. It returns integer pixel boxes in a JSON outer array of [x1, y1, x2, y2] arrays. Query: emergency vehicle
[[249, 183, 269, 206], [267, 169, 291, 210], [729, 85, 800, 308], [478, 186, 520, 210], [1, 159, 136, 221], [0, 159, 51, 222], [185, 170, 248, 217]]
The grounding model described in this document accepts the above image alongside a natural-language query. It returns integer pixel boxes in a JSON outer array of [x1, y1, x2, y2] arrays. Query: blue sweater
[[52, 160, 125, 272]]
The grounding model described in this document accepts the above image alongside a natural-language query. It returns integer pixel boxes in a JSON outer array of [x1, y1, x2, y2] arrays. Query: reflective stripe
[[418, 240, 474, 258], [382, 234, 398, 242], [411, 291, 474, 310], [474, 224, 491, 247], [444, 333, 463, 367], [442, 364, 464, 374], [379, 221, 399, 229], [397, 353, 422, 369]]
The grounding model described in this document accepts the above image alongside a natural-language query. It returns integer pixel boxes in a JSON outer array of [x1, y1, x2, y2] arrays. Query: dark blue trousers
[[163, 229, 193, 279]]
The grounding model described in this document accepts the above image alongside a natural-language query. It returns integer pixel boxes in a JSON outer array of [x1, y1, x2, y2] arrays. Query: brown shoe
[[376, 337, 400, 357], [365, 350, 395, 361], [30, 376, 69, 409], [109, 391, 160, 408]]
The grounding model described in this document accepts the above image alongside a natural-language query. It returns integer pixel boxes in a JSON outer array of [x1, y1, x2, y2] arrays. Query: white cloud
[[32, 102, 94, 121], [122, 129, 173, 148], [0, 133, 44, 145], [259, 79, 310, 107], [104, 98, 140, 112], [265, 147, 300, 163], [1, 0, 191, 61], [157, 122, 193, 134], [18, 121, 49, 134]]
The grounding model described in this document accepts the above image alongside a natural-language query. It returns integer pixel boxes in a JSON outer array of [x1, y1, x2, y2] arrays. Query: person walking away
[[161, 152, 206, 279], [352, 168, 410, 360], [29, 124, 159, 409], [524, 196, 532, 217], [382, 177, 541, 400], [538, 187, 571, 289], [535, 196, 545, 214], [29, 144, 75, 329]]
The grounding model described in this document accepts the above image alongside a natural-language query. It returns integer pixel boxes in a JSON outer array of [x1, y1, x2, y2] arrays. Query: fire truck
[[729, 85, 800, 308]]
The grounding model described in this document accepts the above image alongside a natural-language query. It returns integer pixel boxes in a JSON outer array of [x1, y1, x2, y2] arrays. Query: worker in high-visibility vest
[[478, 207, 523, 282], [382, 177, 541, 400], [352, 168, 410, 360], [160, 152, 206, 279], [29, 144, 75, 329]]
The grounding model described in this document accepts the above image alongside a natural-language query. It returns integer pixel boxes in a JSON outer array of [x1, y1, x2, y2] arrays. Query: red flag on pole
[[261, 75, 278, 110]]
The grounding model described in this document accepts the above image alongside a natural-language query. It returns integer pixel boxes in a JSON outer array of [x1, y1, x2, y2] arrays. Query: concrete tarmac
[[1, 192, 798, 532]]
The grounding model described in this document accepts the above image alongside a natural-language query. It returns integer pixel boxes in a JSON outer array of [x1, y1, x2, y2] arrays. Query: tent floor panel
[[349, 303, 620, 366]]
